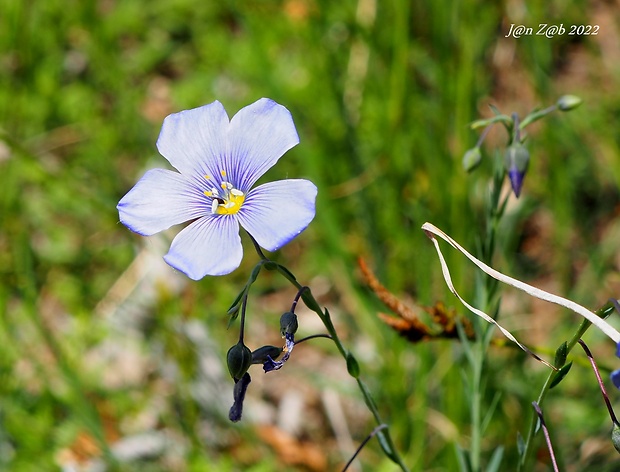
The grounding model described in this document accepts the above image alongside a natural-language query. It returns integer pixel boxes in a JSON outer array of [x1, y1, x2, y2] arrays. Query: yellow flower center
[[203, 172, 245, 215]]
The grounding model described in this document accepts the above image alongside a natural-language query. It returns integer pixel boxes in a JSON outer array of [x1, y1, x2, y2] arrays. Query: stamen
[[204, 174, 211, 180], [205, 176, 245, 215], [220, 170, 227, 177]]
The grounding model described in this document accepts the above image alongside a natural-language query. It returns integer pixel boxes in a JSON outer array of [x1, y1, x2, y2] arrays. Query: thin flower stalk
[[341, 424, 388, 472], [247, 235, 410, 472], [532, 402, 560, 472], [578, 339, 620, 427]]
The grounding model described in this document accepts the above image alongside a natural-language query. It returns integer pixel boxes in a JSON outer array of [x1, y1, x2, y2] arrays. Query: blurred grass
[[2, 0, 620, 470]]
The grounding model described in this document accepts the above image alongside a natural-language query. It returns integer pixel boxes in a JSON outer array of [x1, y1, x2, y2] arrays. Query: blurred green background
[[2, 0, 620, 470]]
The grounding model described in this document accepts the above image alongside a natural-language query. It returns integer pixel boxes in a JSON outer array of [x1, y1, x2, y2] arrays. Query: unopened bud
[[280, 311, 299, 336], [346, 351, 360, 378], [612, 422, 620, 453], [557, 95, 582, 112], [462, 147, 482, 172], [611, 369, 620, 390], [227, 341, 252, 380], [504, 143, 530, 198]]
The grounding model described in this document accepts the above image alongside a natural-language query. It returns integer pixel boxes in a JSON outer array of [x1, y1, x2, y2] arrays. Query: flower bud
[[251, 345, 283, 364], [612, 422, 620, 453], [556, 95, 582, 111], [504, 143, 530, 198], [611, 369, 620, 390], [227, 341, 252, 380], [280, 311, 299, 336], [462, 147, 482, 172], [346, 351, 360, 378]]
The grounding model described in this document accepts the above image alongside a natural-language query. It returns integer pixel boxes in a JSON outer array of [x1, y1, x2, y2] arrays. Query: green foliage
[[2, 0, 620, 470]]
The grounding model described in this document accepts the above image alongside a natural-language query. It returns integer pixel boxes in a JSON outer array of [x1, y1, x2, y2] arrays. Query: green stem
[[249, 233, 269, 261], [470, 342, 483, 471], [278, 263, 409, 470], [518, 301, 615, 470], [238, 289, 249, 344], [466, 157, 507, 471], [247, 235, 409, 471], [519, 104, 557, 130]]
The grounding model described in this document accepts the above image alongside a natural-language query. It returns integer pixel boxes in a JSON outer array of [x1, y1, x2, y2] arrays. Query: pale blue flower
[[118, 98, 317, 279]]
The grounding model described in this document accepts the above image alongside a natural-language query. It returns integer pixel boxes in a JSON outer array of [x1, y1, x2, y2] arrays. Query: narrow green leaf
[[517, 432, 525, 457], [554, 342, 568, 368], [469, 114, 511, 130], [454, 443, 472, 472], [549, 362, 573, 389], [375, 430, 396, 462], [227, 289, 245, 314], [249, 262, 262, 282], [301, 290, 322, 313], [486, 446, 504, 472]]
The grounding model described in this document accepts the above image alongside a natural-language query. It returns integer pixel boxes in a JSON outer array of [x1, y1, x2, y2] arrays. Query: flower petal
[[118, 169, 209, 236], [229, 372, 251, 422], [227, 98, 300, 192], [237, 179, 317, 251], [156, 101, 230, 184], [164, 215, 242, 279]]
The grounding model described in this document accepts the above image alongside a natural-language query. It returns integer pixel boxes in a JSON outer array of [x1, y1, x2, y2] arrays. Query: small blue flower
[[118, 98, 318, 279]]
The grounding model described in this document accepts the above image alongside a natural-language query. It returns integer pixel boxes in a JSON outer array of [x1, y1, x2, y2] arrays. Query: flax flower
[[118, 98, 317, 279]]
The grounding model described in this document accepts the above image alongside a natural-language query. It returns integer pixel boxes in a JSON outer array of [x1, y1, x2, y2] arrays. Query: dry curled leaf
[[358, 257, 473, 342]]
